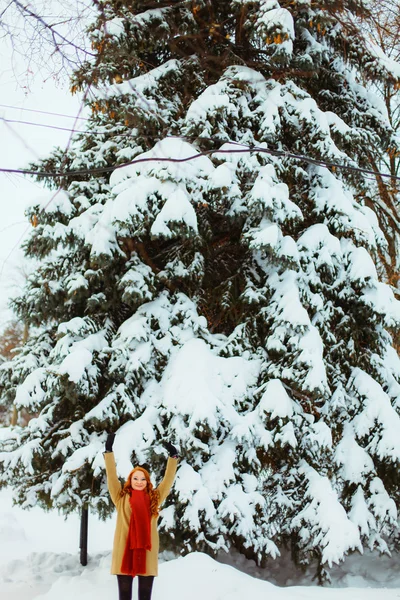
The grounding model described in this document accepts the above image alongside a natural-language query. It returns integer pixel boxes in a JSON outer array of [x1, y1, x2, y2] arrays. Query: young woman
[[104, 433, 179, 600]]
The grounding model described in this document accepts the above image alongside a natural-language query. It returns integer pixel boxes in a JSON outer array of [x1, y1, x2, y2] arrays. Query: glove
[[105, 433, 115, 453], [162, 440, 179, 458]]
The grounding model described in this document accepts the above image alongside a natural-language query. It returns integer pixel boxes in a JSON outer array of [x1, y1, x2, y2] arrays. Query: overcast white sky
[[0, 25, 85, 326]]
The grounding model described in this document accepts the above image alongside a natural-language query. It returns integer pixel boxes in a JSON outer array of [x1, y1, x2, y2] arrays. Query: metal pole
[[80, 505, 89, 566], [10, 405, 18, 426]]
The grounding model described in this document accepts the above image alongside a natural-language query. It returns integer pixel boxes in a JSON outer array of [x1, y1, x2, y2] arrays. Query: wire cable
[[0, 116, 109, 136], [0, 116, 136, 138], [0, 103, 88, 121], [0, 140, 399, 182]]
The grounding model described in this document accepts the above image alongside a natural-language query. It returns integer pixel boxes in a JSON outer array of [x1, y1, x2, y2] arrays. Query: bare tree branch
[[0, 0, 96, 84]]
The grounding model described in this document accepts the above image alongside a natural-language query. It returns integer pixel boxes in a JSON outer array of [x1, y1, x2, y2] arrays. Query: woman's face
[[131, 470, 147, 491]]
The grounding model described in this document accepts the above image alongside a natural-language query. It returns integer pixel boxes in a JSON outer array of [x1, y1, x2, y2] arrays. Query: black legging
[[117, 575, 154, 600]]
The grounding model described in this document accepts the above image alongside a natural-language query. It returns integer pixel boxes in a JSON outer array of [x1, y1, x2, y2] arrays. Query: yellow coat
[[104, 452, 178, 576]]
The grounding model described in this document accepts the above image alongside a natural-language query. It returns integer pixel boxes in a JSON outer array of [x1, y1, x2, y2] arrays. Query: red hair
[[121, 466, 160, 517]]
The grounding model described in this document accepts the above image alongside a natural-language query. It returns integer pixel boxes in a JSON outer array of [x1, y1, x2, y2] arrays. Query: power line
[[41, 85, 94, 216], [0, 10, 108, 276], [0, 116, 116, 136], [0, 116, 141, 138], [0, 220, 29, 235], [0, 140, 399, 182], [2, 119, 41, 161], [0, 86, 93, 279], [0, 103, 88, 121]]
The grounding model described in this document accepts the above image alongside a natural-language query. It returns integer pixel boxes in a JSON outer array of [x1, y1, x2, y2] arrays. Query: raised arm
[[103, 434, 122, 506], [157, 457, 178, 505], [157, 441, 179, 504], [104, 451, 123, 506]]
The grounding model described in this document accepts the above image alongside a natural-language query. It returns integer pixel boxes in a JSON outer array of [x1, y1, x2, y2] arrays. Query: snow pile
[[2, 486, 400, 600], [3, 550, 400, 600]]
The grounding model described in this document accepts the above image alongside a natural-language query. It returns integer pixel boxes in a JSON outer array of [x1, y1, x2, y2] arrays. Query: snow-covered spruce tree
[[356, 0, 400, 326], [1, 0, 400, 580]]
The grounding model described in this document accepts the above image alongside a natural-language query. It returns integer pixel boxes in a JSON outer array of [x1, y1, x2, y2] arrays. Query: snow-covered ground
[[1, 487, 400, 600]]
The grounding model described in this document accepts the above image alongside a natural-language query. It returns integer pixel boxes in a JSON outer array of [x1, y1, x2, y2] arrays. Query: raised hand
[[105, 432, 116, 453], [162, 440, 179, 458]]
